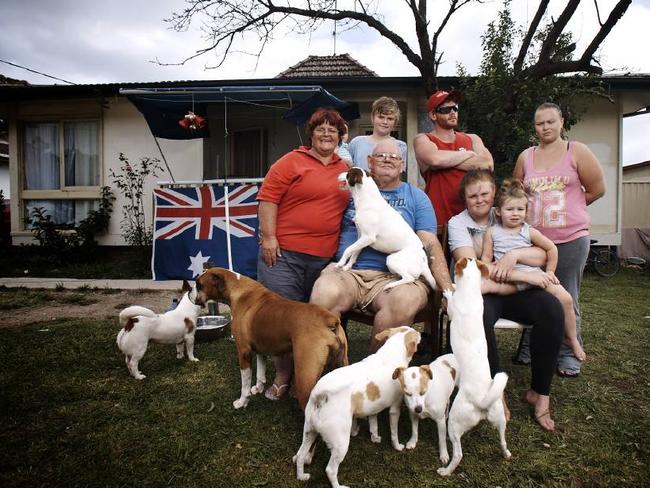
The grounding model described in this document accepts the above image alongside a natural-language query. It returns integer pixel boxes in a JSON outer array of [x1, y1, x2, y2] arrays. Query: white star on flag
[[187, 251, 211, 278]]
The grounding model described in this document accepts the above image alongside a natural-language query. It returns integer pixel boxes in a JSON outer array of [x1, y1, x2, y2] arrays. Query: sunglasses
[[435, 105, 459, 114], [371, 152, 403, 162]]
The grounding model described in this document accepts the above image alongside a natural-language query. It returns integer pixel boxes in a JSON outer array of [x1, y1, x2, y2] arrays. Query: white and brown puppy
[[293, 326, 420, 488], [438, 258, 511, 476], [193, 267, 348, 410], [336, 167, 437, 291], [117, 281, 200, 380], [394, 353, 459, 463]]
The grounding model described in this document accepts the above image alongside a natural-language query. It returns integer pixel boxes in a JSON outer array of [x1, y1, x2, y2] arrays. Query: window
[[228, 128, 268, 178], [22, 120, 101, 227]]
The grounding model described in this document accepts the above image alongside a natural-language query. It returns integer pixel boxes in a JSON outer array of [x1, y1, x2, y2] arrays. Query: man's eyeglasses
[[435, 105, 459, 115], [313, 127, 339, 135], [371, 152, 403, 162]]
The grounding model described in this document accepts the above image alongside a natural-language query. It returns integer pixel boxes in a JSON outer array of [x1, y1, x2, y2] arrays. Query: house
[[0, 55, 649, 248]]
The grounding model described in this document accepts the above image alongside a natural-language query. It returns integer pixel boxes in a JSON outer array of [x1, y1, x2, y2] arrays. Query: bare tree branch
[[524, 0, 632, 79], [513, 0, 550, 74], [537, 0, 580, 63], [161, 0, 632, 97]]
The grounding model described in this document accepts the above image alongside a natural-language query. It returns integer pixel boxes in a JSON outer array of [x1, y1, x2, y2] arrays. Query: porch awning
[[120, 85, 360, 140]]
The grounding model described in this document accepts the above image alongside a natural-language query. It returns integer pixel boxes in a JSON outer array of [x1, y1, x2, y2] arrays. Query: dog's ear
[[476, 259, 490, 279], [374, 328, 394, 342], [181, 280, 192, 292], [420, 365, 433, 380], [404, 330, 420, 358], [454, 257, 468, 278], [392, 366, 405, 380], [210, 271, 227, 297], [347, 167, 364, 187]]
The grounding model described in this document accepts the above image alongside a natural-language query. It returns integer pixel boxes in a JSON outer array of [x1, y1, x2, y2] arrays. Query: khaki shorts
[[319, 263, 430, 312]]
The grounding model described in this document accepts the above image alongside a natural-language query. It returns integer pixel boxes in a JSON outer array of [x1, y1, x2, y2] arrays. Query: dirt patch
[[2, 289, 180, 328]]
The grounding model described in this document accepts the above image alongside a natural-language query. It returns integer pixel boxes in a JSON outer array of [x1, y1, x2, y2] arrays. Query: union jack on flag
[[151, 183, 260, 281]]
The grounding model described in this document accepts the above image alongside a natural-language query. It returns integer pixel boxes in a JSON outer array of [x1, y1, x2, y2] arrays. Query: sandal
[[557, 368, 580, 378], [533, 410, 555, 432], [264, 383, 289, 401]]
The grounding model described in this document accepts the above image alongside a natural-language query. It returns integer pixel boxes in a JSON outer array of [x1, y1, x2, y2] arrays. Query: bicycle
[[587, 241, 620, 278]]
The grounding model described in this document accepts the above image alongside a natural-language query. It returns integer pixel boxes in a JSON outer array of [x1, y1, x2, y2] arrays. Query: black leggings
[[483, 289, 564, 396]]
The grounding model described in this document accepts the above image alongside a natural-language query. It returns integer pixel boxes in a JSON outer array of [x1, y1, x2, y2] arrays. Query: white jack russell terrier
[[293, 326, 420, 488], [335, 167, 437, 291], [394, 353, 459, 463], [117, 281, 201, 379], [438, 258, 511, 476]]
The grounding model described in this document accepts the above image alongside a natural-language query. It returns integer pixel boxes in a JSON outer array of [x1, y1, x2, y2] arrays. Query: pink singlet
[[522, 142, 589, 244]]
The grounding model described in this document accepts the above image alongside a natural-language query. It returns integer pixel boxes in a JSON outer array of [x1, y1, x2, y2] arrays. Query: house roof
[[276, 54, 378, 78], [623, 160, 650, 171], [1, 73, 649, 103]]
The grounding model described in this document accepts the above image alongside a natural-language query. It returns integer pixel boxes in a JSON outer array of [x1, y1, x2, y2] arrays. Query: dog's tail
[[119, 306, 156, 328], [477, 372, 508, 410]]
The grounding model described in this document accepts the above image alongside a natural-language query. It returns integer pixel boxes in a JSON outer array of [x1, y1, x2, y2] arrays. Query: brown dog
[[194, 267, 349, 410]]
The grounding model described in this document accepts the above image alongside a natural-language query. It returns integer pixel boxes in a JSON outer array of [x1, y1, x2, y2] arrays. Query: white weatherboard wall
[[102, 98, 204, 245], [568, 96, 621, 246]]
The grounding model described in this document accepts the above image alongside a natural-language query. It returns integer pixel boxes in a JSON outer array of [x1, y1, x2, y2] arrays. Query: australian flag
[[152, 183, 260, 280]]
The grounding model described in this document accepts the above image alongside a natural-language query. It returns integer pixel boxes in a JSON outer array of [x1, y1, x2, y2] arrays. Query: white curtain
[[64, 121, 99, 186], [24, 123, 59, 190]]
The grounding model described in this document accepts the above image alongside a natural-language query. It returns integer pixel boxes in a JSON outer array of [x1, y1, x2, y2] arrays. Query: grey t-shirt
[[447, 208, 496, 258]]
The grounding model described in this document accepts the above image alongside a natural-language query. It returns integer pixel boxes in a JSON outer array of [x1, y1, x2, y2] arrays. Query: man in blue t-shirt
[[310, 140, 453, 352]]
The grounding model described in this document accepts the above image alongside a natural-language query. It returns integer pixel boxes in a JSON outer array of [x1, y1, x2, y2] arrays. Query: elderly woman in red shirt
[[256, 108, 350, 401]]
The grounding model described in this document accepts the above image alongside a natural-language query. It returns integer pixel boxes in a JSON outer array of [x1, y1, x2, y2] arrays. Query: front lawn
[[0, 269, 648, 487]]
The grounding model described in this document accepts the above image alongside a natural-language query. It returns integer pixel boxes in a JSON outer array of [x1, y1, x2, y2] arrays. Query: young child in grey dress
[[481, 178, 586, 362]]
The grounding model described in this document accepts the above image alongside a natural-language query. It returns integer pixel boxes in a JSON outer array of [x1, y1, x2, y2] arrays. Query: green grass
[[0, 287, 99, 310], [1, 269, 649, 487]]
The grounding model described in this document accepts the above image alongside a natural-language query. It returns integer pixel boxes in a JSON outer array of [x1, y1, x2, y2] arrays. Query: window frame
[[18, 117, 103, 229]]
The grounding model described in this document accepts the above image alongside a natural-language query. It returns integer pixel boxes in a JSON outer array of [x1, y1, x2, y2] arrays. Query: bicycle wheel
[[593, 248, 620, 277]]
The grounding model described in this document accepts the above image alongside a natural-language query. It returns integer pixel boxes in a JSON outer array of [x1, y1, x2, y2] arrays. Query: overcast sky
[[1, 0, 649, 164]]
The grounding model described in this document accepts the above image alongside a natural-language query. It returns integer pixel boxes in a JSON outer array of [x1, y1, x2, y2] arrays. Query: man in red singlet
[[414, 90, 494, 228]]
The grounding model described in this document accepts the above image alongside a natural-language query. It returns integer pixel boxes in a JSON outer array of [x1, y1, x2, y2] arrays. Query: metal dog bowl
[[195, 315, 230, 342]]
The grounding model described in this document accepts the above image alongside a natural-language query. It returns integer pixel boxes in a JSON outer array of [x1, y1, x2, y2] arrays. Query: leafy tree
[[164, 0, 632, 97], [458, 1, 607, 179]]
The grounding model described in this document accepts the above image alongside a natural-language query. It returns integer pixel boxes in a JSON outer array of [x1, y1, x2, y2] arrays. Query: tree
[[458, 1, 607, 179], [165, 0, 632, 97]]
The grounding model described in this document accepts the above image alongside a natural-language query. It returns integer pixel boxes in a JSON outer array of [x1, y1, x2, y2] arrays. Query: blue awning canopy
[[120, 85, 360, 140]]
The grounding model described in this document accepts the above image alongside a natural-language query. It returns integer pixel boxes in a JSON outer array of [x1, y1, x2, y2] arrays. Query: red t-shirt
[[257, 147, 350, 257], [421, 132, 473, 227]]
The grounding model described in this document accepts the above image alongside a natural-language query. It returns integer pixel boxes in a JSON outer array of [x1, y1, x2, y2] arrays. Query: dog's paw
[[370, 434, 382, 444], [503, 449, 512, 459], [189, 357, 199, 362], [392, 442, 404, 452], [176, 353, 184, 359], [250, 383, 265, 395], [297, 473, 311, 481], [351, 426, 360, 437], [233, 397, 249, 409], [439, 452, 450, 464], [341, 263, 353, 271], [334, 259, 345, 268], [134, 374, 146, 380], [406, 440, 417, 450], [437, 467, 452, 477]]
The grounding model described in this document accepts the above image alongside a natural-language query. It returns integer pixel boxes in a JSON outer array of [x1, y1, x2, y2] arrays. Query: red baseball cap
[[427, 89, 461, 113]]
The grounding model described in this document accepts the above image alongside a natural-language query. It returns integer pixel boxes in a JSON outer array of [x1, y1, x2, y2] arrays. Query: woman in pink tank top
[[514, 102, 605, 378]]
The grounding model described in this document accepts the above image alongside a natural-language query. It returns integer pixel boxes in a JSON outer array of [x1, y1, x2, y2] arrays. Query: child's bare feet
[[524, 390, 555, 432], [565, 339, 586, 362]]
